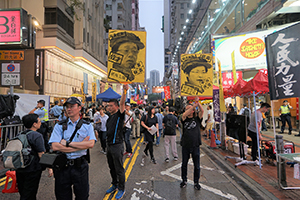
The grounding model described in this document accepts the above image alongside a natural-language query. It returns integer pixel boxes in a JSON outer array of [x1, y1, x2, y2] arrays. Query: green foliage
[[69, 0, 85, 21]]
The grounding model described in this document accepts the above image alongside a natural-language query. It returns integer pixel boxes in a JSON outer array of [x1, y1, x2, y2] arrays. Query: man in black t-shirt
[[180, 97, 204, 190], [16, 114, 53, 199], [105, 84, 128, 200]]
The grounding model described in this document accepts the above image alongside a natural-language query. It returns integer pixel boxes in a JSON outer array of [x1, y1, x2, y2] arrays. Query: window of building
[[181, 13, 184, 19], [87, 32, 89, 44], [165, 56, 169, 64], [106, 4, 112, 10], [181, 3, 184, 9], [187, 3, 190, 8], [187, 14, 191, 18], [45, 8, 74, 38], [83, 28, 85, 43]]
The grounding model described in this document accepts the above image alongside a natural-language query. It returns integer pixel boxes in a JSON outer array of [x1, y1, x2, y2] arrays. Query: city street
[[0, 133, 276, 200]]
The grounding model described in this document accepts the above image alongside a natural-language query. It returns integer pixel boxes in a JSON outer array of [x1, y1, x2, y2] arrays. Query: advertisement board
[[152, 86, 164, 94], [214, 29, 277, 71], [0, 10, 21, 43]]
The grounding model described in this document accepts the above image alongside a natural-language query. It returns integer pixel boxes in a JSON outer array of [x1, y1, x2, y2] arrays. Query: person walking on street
[[163, 107, 178, 162], [279, 100, 293, 135], [105, 84, 128, 199], [50, 100, 63, 118], [180, 97, 204, 190], [155, 108, 164, 146], [49, 97, 97, 200], [247, 103, 271, 162], [132, 105, 141, 139], [205, 105, 214, 138], [141, 106, 159, 164], [124, 103, 133, 158], [29, 99, 50, 152], [94, 107, 109, 154], [16, 114, 53, 200]]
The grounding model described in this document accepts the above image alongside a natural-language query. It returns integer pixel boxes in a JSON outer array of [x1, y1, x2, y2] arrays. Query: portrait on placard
[[107, 30, 146, 83], [180, 53, 213, 96]]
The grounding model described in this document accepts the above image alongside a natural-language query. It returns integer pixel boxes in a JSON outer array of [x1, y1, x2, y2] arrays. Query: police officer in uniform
[[29, 99, 50, 152], [279, 100, 293, 135], [49, 97, 96, 200]]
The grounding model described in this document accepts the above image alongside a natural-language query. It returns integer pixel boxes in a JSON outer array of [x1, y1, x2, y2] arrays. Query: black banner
[[266, 22, 300, 100]]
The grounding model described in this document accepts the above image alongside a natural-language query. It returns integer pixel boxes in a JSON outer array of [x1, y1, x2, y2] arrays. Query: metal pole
[[248, 97, 251, 120], [10, 61, 14, 96], [253, 91, 262, 169], [271, 100, 278, 162]]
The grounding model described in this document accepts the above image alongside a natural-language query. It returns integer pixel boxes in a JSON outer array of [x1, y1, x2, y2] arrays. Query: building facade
[[149, 70, 160, 94], [0, 0, 107, 102]]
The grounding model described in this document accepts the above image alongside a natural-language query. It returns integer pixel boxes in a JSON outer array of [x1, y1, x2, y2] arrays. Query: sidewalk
[[203, 128, 300, 199]]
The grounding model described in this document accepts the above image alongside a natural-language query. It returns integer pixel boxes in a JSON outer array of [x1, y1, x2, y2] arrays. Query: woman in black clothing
[[141, 106, 159, 164]]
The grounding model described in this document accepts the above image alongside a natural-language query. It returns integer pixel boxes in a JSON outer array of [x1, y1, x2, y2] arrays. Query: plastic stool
[[2, 171, 18, 193]]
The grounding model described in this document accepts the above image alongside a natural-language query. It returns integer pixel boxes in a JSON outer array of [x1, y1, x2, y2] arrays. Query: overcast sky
[[139, 0, 164, 82]]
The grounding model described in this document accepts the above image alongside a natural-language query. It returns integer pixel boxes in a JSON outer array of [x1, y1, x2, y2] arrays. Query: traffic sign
[[0, 50, 24, 60], [2, 63, 20, 73], [1, 73, 20, 86]]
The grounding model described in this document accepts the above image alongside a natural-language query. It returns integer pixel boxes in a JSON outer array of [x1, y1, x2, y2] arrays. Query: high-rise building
[[0, 0, 107, 100], [132, 0, 140, 31], [149, 70, 160, 94]]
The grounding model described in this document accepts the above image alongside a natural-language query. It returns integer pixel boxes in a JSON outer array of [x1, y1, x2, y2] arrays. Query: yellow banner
[[213, 71, 219, 86], [231, 51, 237, 84], [92, 83, 96, 103], [180, 53, 213, 97], [104, 82, 109, 91], [107, 30, 146, 83], [81, 83, 85, 103], [218, 59, 226, 112]]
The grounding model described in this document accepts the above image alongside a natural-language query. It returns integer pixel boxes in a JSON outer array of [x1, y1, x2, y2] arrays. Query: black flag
[[266, 22, 300, 100]]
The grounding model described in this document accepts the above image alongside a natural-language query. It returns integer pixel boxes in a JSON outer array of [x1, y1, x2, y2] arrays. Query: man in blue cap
[[49, 97, 96, 200]]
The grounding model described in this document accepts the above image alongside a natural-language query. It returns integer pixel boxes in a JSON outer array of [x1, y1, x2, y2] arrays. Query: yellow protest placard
[[231, 50, 237, 84], [92, 83, 96, 103], [180, 53, 213, 97], [107, 30, 146, 83]]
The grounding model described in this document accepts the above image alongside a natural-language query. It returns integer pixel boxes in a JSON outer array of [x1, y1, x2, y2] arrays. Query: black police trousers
[[16, 170, 42, 200], [53, 159, 89, 200]]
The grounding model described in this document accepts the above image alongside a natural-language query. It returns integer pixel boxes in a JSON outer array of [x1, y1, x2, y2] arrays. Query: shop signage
[[0, 50, 24, 60], [222, 71, 242, 89], [152, 86, 164, 94], [266, 22, 300, 100], [0, 10, 21, 43], [1, 63, 20, 86]]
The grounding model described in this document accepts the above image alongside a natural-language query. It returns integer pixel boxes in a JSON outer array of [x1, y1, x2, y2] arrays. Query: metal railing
[[0, 119, 58, 153]]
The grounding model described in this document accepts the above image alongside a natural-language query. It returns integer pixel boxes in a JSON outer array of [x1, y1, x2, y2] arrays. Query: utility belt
[[281, 113, 291, 116], [66, 156, 86, 167]]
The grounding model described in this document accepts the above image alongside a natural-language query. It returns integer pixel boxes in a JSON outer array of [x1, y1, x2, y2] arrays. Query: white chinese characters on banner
[[222, 71, 243, 89]]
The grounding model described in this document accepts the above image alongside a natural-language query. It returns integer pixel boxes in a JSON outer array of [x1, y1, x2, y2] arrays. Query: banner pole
[[271, 100, 278, 162], [253, 91, 262, 169]]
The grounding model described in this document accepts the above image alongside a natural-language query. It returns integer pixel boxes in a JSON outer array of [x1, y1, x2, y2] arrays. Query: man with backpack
[[240, 103, 251, 125], [132, 104, 141, 139], [13, 114, 53, 199], [163, 107, 179, 162], [49, 97, 96, 200]]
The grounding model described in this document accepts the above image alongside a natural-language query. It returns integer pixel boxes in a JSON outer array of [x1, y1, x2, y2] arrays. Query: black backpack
[[243, 108, 250, 117], [165, 116, 175, 133], [134, 109, 140, 119]]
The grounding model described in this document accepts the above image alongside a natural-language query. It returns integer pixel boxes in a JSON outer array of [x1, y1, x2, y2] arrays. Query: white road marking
[[131, 192, 140, 200], [132, 188, 166, 200], [161, 162, 238, 200]]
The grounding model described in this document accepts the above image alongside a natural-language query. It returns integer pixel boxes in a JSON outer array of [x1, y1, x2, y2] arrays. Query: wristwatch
[[66, 141, 71, 147]]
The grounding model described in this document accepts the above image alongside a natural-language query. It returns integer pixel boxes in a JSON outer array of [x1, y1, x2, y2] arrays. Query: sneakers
[[127, 153, 132, 158], [115, 190, 125, 199], [123, 152, 128, 156], [174, 157, 178, 161], [106, 185, 117, 194], [151, 158, 157, 164], [180, 181, 187, 188], [194, 183, 201, 190], [165, 158, 170, 163]]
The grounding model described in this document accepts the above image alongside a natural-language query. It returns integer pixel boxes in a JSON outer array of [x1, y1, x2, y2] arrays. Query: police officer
[[29, 99, 50, 152], [49, 97, 96, 200], [279, 100, 293, 135]]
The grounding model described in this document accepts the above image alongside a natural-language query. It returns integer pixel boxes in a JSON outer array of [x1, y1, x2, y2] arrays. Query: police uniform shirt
[[34, 107, 46, 122], [49, 118, 97, 159], [50, 105, 63, 117]]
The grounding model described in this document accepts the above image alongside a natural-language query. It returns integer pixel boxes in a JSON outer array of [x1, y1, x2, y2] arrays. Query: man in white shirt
[[124, 103, 133, 158], [205, 105, 214, 138]]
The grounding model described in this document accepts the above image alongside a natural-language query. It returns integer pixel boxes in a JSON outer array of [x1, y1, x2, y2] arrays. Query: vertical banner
[[107, 30, 146, 83], [218, 59, 226, 112], [104, 82, 109, 91], [180, 53, 213, 97], [231, 51, 237, 84], [81, 82, 85, 103], [213, 89, 221, 122], [297, 98, 299, 121], [266, 22, 300, 100], [92, 83, 96, 103], [83, 72, 88, 94], [161, 92, 165, 100], [163, 86, 171, 100]]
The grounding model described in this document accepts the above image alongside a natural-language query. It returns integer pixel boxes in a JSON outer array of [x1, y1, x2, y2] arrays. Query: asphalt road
[[0, 135, 264, 200]]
